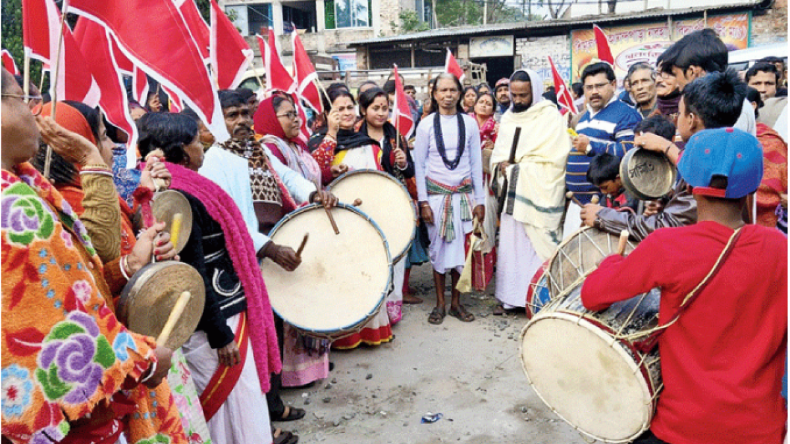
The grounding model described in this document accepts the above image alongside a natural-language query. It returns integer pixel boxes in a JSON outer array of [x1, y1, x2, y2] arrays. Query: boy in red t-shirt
[[582, 127, 787, 444]]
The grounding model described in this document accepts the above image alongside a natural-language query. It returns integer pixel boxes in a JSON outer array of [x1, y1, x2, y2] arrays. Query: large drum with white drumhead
[[544, 227, 637, 299], [261, 203, 392, 341], [329, 169, 416, 263], [520, 283, 662, 443]]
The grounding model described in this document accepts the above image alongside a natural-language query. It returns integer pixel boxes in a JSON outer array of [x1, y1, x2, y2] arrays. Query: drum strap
[[199, 311, 250, 420], [633, 227, 743, 353]]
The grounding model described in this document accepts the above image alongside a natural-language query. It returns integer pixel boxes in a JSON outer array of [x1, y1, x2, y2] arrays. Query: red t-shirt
[[582, 222, 787, 444]]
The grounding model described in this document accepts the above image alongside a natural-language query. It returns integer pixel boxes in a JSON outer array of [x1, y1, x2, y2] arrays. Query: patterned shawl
[[1, 163, 160, 444], [165, 161, 282, 391]]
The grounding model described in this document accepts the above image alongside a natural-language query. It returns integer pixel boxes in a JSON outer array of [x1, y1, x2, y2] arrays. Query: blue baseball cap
[[677, 127, 763, 199]]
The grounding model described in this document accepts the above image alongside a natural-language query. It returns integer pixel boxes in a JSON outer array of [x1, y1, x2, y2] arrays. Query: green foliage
[[396, 10, 430, 33], [195, 0, 211, 22]]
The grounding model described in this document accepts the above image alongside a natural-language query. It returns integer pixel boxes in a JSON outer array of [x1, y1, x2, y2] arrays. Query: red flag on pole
[[593, 25, 614, 65], [291, 29, 322, 112], [444, 48, 465, 82], [210, 0, 253, 90], [2, 50, 20, 75], [392, 64, 414, 138], [73, 20, 139, 152], [257, 31, 296, 93], [69, 0, 230, 142], [548, 56, 578, 115], [176, 0, 210, 61], [132, 66, 149, 104], [23, 0, 100, 107]]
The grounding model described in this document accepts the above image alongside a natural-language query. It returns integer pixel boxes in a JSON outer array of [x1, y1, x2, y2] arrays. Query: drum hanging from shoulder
[[545, 227, 637, 299], [117, 261, 206, 350], [329, 169, 416, 263], [261, 203, 392, 341], [620, 148, 677, 200], [520, 283, 662, 443]]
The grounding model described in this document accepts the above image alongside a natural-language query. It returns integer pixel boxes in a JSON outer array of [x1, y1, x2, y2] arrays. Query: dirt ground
[[280, 264, 586, 444]]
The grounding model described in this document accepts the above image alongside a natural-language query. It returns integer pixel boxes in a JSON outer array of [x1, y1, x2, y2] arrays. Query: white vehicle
[[728, 42, 787, 72]]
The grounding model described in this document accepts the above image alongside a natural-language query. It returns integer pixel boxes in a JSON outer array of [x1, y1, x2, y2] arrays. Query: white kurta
[[414, 113, 484, 274], [182, 314, 273, 444]]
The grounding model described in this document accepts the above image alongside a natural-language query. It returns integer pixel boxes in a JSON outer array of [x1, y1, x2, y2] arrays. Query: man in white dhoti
[[490, 69, 570, 314], [414, 73, 486, 325]]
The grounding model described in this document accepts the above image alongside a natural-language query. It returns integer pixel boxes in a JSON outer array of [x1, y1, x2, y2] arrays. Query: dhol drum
[[117, 261, 206, 350], [524, 260, 551, 320], [260, 203, 392, 341], [520, 283, 662, 443], [545, 227, 637, 299], [328, 169, 416, 263]]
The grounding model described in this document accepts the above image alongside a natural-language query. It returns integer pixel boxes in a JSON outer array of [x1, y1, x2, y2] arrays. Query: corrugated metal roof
[[347, 1, 762, 46]]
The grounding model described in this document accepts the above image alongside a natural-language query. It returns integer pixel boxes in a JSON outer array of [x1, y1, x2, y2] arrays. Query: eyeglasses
[[2, 93, 44, 115], [277, 111, 300, 120], [583, 82, 612, 92]]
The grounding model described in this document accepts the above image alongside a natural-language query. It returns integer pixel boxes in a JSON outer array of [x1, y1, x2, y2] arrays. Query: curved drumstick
[[296, 233, 309, 258], [156, 291, 192, 347], [566, 191, 583, 207], [616, 229, 629, 256]]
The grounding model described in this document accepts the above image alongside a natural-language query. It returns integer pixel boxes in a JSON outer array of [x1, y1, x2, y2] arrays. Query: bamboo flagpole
[[43, 0, 70, 179]]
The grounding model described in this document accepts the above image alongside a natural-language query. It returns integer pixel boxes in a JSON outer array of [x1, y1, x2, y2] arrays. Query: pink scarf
[[165, 162, 282, 391]]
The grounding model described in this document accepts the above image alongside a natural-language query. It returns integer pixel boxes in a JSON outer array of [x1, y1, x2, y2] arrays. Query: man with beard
[[490, 69, 569, 315], [493, 77, 511, 122], [627, 62, 658, 117], [199, 89, 338, 443]]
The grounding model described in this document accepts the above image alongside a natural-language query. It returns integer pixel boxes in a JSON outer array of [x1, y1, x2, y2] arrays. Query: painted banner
[[570, 13, 750, 83]]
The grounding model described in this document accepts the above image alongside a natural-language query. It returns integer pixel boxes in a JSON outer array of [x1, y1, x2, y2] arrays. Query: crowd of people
[[1, 26, 787, 444]]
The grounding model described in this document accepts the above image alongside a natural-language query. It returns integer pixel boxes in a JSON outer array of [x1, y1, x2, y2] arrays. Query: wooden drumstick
[[566, 191, 583, 207], [616, 229, 630, 256], [296, 233, 309, 258], [591, 195, 600, 205], [156, 291, 192, 347], [169, 213, 183, 248], [324, 206, 340, 235]]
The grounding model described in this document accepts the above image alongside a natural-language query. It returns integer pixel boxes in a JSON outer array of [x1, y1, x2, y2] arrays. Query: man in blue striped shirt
[[567, 62, 642, 205]]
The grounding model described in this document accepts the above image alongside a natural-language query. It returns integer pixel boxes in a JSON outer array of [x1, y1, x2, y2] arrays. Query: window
[[325, 0, 371, 29]]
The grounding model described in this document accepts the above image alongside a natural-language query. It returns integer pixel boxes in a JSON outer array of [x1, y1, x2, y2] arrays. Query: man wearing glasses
[[567, 62, 642, 206]]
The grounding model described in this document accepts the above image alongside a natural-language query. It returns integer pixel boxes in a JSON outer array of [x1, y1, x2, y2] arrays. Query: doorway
[[471, 56, 514, 88]]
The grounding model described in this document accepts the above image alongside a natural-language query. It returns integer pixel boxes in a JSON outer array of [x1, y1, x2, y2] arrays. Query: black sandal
[[274, 405, 306, 422], [449, 305, 475, 322], [273, 429, 299, 444], [428, 306, 446, 325]]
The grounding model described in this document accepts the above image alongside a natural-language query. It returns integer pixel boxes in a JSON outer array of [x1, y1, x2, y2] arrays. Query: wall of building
[[515, 34, 572, 89], [751, 0, 788, 45]]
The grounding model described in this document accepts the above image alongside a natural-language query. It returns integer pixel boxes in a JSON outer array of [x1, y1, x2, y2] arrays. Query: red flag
[[444, 48, 465, 82], [176, 0, 210, 61], [548, 56, 578, 115], [162, 85, 183, 112], [2, 50, 20, 75], [111, 38, 134, 74], [69, 0, 230, 142], [72, 20, 139, 152], [291, 29, 322, 112], [593, 25, 614, 65], [132, 66, 149, 104], [23, 0, 100, 106], [210, 0, 253, 90], [392, 64, 414, 139], [257, 31, 296, 93]]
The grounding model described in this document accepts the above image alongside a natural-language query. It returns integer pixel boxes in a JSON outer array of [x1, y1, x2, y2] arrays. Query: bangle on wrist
[[120, 255, 132, 280], [140, 359, 158, 383], [664, 144, 673, 155]]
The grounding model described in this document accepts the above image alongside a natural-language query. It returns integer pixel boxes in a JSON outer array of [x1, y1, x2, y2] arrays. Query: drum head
[[261, 204, 391, 339], [620, 148, 677, 200], [546, 228, 636, 298], [521, 314, 652, 442], [329, 170, 415, 263], [118, 262, 206, 350], [151, 190, 193, 254]]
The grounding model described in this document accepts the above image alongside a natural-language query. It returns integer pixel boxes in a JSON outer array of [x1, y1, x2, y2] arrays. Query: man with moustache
[[627, 62, 658, 117], [199, 90, 337, 441], [493, 78, 511, 122]]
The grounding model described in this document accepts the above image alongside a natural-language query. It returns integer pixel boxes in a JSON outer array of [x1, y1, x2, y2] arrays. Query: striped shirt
[[566, 97, 642, 204]]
